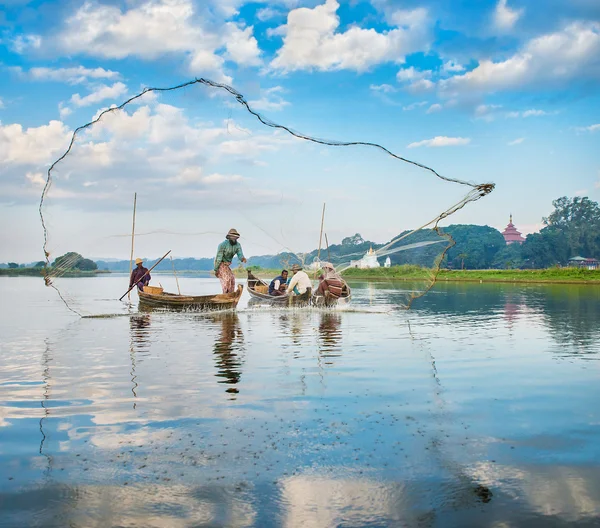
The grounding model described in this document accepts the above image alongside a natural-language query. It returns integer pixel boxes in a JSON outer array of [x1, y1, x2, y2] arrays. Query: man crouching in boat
[[130, 258, 151, 291], [286, 264, 312, 296], [214, 228, 247, 294], [269, 269, 288, 296], [317, 262, 344, 299]]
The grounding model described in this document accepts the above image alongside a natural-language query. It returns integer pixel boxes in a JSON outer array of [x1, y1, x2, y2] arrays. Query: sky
[[0, 0, 599, 262]]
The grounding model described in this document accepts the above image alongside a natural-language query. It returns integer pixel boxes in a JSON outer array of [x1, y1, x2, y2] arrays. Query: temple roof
[[501, 214, 525, 243]]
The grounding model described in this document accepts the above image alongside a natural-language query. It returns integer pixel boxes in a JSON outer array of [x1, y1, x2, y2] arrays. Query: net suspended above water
[[38, 77, 495, 316]]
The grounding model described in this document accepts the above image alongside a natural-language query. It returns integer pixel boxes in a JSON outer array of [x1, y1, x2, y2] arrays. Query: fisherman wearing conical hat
[[286, 263, 312, 296], [214, 228, 247, 294], [129, 258, 151, 291]]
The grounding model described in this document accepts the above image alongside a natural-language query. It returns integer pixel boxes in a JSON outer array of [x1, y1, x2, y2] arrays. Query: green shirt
[[214, 240, 245, 272]]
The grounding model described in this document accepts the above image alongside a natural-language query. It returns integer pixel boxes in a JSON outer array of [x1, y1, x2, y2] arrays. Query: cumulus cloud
[[440, 22, 600, 97], [402, 101, 428, 111], [11, 34, 41, 53], [407, 136, 471, 148], [508, 137, 525, 145], [442, 60, 465, 73], [0, 102, 291, 209], [15, 65, 120, 84], [270, 0, 430, 72], [0, 120, 70, 165], [494, 0, 524, 31], [426, 103, 442, 114], [70, 82, 128, 108], [370, 84, 397, 94], [56, 0, 261, 82], [475, 104, 503, 120]]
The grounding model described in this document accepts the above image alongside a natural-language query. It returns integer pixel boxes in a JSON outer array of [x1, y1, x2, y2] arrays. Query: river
[[1, 275, 599, 527]]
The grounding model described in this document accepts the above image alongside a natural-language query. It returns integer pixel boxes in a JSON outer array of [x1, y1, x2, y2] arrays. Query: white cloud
[[494, 0, 524, 31], [396, 66, 431, 82], [19, 66, 120, 84], [370, 84, 397, 94], [248, 86, 290, 111], [169, 167, 244, 185], [402, 101, 428, 111], [508, 137, 525, 145], [573, 189, 588, 196], [25, 171, 46, 187], [407, 136, 471, 148], [407, 79, 435, 93], [475, 104, 503, 120], [426, 103, 442, 114], [577, 123, 600, 133], [506, 109, 550, 118], [0, 120, 70, 165], [0, 98, 4, 110], [256, 7, 284, 22], [70, 82, 128, 108], [11, 34, 41, 53], [56, 0, 261, 81], [270, 0, 430, 72], [58, 103, 72, 120], [440, 22, 600, 97]]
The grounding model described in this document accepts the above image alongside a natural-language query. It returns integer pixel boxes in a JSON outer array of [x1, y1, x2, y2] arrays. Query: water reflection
[[210, 313, 245, 398], [129, 314, 151, 407], [317, 313, 342, 362]]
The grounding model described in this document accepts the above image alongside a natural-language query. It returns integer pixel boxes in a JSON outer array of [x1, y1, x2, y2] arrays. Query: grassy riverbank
[[342, 265, 600, 284]]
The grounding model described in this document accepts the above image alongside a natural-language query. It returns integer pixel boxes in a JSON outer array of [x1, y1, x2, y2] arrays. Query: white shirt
[[287, 270, 312, 294]]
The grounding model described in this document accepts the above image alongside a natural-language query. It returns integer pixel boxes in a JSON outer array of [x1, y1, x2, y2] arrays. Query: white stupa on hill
[[350, 247, 380, 269]]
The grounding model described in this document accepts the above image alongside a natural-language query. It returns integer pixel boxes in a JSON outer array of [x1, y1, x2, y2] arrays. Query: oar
[[119, 250, 171, 301]]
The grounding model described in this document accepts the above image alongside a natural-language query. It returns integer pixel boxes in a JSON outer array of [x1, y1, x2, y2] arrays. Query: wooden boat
[[138, 284, 243, 311], [247, 270, 311, 306]]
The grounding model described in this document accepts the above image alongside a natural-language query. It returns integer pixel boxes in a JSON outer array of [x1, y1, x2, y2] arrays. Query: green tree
[[75, 258, 98, 271], [543, 196, 600, 258], [52, 252, 83, 270], [491, 244, 523, 269], [34, 261, 46, 268], [8, 262, 19, 269]]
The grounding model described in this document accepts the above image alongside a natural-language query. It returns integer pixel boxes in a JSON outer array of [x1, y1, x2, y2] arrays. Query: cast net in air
[[38, 78, 494, 316]]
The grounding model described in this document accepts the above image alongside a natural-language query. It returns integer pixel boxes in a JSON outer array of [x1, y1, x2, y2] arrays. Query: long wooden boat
[[138, 284, 243, 311], [247, 270, 311, 306]]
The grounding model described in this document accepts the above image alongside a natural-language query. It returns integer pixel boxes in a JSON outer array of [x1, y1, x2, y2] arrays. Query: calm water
[[1, 275, 599, 527]]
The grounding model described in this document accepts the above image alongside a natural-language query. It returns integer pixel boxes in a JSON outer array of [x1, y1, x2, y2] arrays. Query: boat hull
[[247, 271, 311, 306], [138, 285, 243, 311]]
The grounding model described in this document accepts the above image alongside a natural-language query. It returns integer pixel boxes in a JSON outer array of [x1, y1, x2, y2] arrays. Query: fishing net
[[38, 78, 494, 316]]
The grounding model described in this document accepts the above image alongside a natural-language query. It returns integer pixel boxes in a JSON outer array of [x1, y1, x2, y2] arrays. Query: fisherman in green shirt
[[214, 228, 247, 293]]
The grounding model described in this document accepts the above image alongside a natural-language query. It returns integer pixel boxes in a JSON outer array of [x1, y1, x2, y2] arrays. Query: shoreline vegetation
[[237, 265, 600, 284], [0, 268, 110, 277]]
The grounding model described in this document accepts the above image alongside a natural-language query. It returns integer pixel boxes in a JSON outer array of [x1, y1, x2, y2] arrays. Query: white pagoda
[[350, 247, 380, 269]]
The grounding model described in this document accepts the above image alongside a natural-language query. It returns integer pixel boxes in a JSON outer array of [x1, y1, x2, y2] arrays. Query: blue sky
[[0, 0, 599, 262]]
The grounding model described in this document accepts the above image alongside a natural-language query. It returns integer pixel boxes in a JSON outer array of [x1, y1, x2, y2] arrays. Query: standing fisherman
[[214, 228, 247, 294], [130, 258, 151, 291]]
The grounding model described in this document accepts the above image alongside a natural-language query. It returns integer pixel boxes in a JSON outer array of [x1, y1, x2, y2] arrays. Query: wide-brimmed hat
[[322, 262, 335, 269], [135, 258, 143, 265], [227, 228, 240, 238], [291, 264, 302, 271]]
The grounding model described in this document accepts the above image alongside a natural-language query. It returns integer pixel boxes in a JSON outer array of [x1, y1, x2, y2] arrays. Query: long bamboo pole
[[170, 255, 181, 295], [315, 203, 326, 278], [119, 250, 171, 301], [325, 233, 331, 262], [127, 193, 137, 300]]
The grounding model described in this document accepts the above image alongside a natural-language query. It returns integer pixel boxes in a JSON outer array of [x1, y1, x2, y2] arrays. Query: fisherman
[[286, 264, 312, 296], [214, 228, 247, 294], [316, 262, 344, 298], [269, 269, 288, 296], [129, 258, 151, 291]]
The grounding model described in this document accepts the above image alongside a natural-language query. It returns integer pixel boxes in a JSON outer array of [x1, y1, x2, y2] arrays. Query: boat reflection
[[317, 312, 342, 362], [129, 314, 151, 408], [210, 313, 245, 399]]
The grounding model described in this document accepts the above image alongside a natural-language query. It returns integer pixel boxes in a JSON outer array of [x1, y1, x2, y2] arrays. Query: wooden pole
[[120, 250, 171, 301], [316, 203, 326, 276], [170, 255, 181, 295], [127, 193, 137, 300], [325, 233, 331, 262]]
